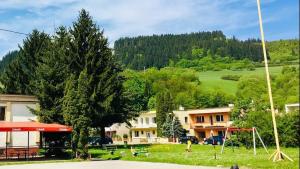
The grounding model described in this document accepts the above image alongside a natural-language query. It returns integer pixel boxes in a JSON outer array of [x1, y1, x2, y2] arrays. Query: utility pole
[[256, 0, 293, 162]]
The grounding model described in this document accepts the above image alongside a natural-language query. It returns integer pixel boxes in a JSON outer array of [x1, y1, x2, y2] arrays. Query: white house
[[130, 111, 158, 143], [285, 103, 299, 113], [0, 94, 39, 148]]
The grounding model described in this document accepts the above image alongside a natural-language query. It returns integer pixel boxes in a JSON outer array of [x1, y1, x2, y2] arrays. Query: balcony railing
[[190, 121, 231, 128]]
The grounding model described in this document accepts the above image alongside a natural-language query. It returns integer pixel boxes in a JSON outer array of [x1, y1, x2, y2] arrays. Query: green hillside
[[267, 39, 299, 63], [198, 65, 298, 95]]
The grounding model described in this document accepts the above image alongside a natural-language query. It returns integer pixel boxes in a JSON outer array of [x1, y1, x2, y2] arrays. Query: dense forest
[[114, 31, 265, 69], [0, 50, 18, 72]]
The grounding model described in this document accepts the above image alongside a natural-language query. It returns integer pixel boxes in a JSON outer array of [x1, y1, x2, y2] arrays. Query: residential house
[[285, 103, 299, 113], [106, 105, 233, 144], [0, 94, 39, 147], [187, 107, 232, 141], [105, 123, 130, 143], [130, 111, 158, 143]]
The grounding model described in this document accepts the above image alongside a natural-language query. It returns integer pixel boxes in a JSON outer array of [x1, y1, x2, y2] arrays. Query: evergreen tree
[[62, 9, 135, 157], [162, 114, 184, 140], [156, 91, 174, 136], [0, 50, 19, 73], [32, 27, 71, 123], [1, 30, 50, 94]]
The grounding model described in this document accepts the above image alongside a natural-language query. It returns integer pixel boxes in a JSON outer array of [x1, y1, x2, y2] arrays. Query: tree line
[[0, 10, 139, 158], [114, 31, 265, 69]]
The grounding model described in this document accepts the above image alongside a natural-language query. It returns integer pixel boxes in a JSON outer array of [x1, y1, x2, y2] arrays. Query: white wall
[[7, 103, 38, 147]]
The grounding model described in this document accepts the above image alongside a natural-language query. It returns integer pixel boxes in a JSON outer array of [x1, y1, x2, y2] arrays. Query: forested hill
[[114, 31, 265, 70], [0, 50, 18, 72]]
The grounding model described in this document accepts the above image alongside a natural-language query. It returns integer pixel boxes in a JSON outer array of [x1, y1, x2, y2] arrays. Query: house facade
[[106, 106, 233, 144], [186, 107, 232, 141], [0, 94, 39, 147], [130, 111, 158, 143]]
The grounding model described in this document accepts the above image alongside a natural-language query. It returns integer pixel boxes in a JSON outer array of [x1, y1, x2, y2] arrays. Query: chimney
[[179, 105, 185, 111], [228, 104, 234, 108]]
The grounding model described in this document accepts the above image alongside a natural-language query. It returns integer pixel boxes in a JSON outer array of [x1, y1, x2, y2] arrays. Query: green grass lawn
[[198, 66, 297, 95], [90, 144, 299, 169]]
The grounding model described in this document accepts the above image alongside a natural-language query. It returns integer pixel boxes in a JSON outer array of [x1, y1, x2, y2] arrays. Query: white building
[[0, 94, 39, 147], [130, 111, 158, 143], [285, 103, 299, 113]]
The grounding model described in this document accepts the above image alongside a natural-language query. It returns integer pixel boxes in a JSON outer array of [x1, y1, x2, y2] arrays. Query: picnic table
[[131, 146, 149, 157]]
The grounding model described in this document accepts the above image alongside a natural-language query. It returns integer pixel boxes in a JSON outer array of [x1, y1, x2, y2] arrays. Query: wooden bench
[[104, 145, 117, 155]]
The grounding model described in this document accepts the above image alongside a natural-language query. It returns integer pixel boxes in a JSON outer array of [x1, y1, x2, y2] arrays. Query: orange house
[[188, 107, 232, 141]]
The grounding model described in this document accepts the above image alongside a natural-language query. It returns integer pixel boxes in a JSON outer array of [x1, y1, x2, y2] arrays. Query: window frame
[[0, 107, 5, 121], [184, 116, 188, 124], [216, 115, 224, 122], [196, 116, 205, 123], [134, 131, 139, 137]]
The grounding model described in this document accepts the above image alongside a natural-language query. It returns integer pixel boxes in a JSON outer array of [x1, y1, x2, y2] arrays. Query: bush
[[221, 75, 241, 81], [123, 134, 128, 139], [277, 112, 300, 147]]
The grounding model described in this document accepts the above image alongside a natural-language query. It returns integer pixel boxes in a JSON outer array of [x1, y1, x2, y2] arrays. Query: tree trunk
[[100, 126, 106, 138]]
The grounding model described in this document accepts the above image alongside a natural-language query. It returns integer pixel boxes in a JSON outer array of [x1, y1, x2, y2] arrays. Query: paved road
[[0, 161, 227, 169]]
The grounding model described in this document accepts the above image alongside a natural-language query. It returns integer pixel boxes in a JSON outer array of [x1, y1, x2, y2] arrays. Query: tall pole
[[252, 127, 256, 155], [256, 0, 292, 162]]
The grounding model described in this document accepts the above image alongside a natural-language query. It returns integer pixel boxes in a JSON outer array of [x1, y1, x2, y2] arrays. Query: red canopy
[[0, 121, 72, 132]]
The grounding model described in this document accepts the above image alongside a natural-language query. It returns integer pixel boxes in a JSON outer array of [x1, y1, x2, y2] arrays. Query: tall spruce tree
[[62, 9, 132, 157], [32, 27, 71, 123], [156, 91, 174, 136], [1, 30, 50, 94]]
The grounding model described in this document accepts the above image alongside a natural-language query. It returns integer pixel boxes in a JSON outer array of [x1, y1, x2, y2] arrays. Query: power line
[[0, 28, 29, 36]]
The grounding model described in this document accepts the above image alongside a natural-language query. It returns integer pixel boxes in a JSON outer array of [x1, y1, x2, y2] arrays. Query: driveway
[[0, 161, 227, 169]]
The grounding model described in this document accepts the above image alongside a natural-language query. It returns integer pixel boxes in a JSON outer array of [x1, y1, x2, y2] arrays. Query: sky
[[0, 0, 299, 59]]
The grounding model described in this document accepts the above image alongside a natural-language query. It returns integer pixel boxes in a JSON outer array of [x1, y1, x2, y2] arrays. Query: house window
[[145, 117, 149, 124], [152, 130, 155, 135], [134, 131, 139, 137], [152, 117, 156, 123], [141, 131, 144, 135], [196, 116, 205, 123], [184, 117, 188, 124], [0, 107, 5, 121], [216, 115, 224, 122], [140, 118, 143, 124]]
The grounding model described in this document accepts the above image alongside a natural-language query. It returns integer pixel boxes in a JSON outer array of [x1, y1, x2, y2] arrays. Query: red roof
[[0, 121, 72, 132]]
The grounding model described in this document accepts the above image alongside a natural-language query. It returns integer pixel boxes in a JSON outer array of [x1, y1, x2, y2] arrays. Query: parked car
[[179, 136, 199, 144], [88, 136, 113, 146], [204, 136, 223, 145]]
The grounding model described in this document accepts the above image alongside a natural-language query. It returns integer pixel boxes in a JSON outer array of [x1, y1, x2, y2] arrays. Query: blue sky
[[0, 0, 298, 59]]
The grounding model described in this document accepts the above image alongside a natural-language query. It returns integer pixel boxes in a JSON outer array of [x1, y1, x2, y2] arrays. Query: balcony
[[190, 121, 231, 129], [131, 123, 157, 129]]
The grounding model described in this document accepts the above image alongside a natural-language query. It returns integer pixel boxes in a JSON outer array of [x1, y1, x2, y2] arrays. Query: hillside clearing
[[198, 66, 298, 95]]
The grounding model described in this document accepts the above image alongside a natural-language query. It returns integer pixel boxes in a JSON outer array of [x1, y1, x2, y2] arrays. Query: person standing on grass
[[186, 139, 192, 152]]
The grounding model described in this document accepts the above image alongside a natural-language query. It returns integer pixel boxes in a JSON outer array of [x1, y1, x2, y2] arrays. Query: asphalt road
[[0, 161, 227, 169]]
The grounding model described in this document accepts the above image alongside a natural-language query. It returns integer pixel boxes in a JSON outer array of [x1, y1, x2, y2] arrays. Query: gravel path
[[0, 160, 227, 169]]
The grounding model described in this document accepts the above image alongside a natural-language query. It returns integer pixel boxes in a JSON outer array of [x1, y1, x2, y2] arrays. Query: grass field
[[198, 66, 297, 95], [89, 144, 299, 169]]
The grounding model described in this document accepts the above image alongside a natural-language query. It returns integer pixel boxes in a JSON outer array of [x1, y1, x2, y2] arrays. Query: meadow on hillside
[[198, 65, 299, 95]]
